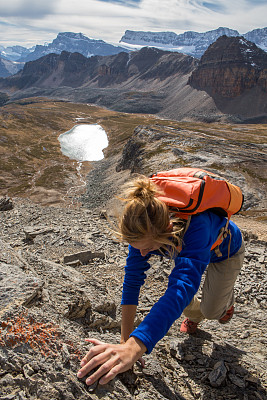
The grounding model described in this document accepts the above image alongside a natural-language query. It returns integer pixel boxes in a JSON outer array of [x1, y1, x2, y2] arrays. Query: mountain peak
[[57, 32, 87, 39], [201, 35, 267, 66], [188, 35, 267, 98], [214, 27, 239, 34], [14, 33, 128, 63], [55, 32, 104, 44]]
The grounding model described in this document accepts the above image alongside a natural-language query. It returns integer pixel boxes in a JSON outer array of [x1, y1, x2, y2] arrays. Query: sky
[[0, 0, 266, 48]]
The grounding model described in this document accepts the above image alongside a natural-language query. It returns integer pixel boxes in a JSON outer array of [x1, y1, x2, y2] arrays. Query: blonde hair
[[116, 175, 186, 257]]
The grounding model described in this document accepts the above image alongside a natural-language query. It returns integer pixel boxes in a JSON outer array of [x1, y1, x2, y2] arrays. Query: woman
[[77, 175, 245, 386]]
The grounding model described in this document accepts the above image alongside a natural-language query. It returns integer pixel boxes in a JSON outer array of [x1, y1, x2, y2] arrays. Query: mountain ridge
[[0, 36, 266, 123], [120, 26, 267, 58], [0, 32, 128, 64], [1, 27, 266, 67]]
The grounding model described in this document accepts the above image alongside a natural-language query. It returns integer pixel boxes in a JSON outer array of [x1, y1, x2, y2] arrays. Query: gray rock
[[63, 249, 105, 266], [208, 360, 228, 387], [228, 373, 246, 388], [23, 225, 54, 240], [0, 262, 43, 312]]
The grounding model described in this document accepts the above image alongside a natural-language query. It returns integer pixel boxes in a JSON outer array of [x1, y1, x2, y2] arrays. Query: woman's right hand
[[77, 336, 147, 386]]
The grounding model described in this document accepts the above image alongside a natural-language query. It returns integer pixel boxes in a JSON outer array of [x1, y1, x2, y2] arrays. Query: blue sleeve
[[130, 213, 215, 353], [121, 245, 152, 305]]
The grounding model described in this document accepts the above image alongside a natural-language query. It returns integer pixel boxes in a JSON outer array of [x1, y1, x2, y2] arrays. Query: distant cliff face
[[0, 47, 197, 90], [188, 36, 267, 98]]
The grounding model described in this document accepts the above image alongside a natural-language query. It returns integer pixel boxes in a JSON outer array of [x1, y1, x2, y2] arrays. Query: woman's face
[[129, 238, 161, 257], [129, 221, 173, 257]]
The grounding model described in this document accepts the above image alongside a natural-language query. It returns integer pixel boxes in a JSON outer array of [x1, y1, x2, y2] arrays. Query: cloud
[[246, 0, 266, 3], [0, 0, 266, 47], [98, 0, 141, 7], [0, 20, 16, 26], [0, 0, 56, 18], [202, 2, 226, 13]]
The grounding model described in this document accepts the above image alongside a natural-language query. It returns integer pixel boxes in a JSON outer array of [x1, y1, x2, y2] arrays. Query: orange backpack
[[150, 167, 244, 254]]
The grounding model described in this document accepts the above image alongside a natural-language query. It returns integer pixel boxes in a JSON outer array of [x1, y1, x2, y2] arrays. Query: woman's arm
[[120, 304, 137, 343], [121, 245, 151, 305]]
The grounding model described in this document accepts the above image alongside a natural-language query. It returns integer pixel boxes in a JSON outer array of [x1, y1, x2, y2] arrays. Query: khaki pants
[[183, 240, 245, 323]]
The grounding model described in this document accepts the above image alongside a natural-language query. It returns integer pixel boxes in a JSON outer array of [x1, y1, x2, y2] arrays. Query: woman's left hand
[[77, 336, 147, 386]]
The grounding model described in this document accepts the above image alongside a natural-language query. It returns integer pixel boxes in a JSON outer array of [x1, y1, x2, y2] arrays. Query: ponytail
[[116, 175, 185, 257]]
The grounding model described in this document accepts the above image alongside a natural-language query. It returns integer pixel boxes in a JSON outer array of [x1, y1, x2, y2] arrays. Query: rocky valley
[[0, 98, 267, 399], [1, 99, 266, 213]]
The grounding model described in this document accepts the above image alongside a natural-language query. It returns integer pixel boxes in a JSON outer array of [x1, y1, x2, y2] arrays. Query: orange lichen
[[0, 311, 82, 360]]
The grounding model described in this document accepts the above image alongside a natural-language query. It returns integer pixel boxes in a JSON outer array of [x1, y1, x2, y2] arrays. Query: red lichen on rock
[[0, 311, 82, 360]]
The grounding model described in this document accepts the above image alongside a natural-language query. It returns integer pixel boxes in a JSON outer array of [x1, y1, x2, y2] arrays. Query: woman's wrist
[[124, 336, 147, 360], [120, 331, 130, 344]]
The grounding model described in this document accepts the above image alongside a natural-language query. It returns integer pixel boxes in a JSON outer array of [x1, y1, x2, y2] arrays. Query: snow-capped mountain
[[0, 45, 33, 62], [0, 32, 129, 77], [0, 57, 24, 78], [1, 28, 266, 78], [0, 32, 128, 65], [16, 32, 128, 62], [120, 27, 267, 58], [244, 27, 267, 52]]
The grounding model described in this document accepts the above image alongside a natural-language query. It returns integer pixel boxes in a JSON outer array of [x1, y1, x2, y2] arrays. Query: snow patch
[[120, 41, 195, 55]]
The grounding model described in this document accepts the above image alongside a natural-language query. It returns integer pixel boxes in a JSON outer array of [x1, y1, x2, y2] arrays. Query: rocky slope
[[84, 124, 267, 221], [0, 47, 197, 91], [0, 192, 266, 400]]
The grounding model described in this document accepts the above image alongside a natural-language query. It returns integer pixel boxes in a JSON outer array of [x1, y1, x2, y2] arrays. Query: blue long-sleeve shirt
[[121, 211, 242, 354]]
